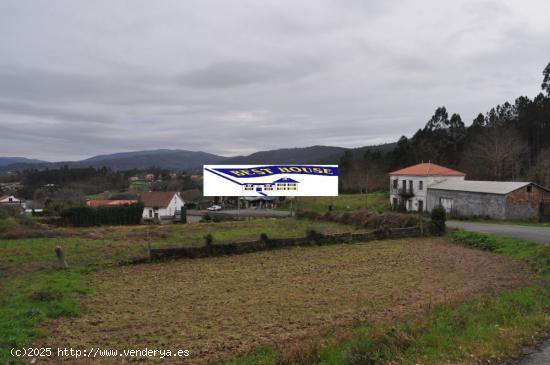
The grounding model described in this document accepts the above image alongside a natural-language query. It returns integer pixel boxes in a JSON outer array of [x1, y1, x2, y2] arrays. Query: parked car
[[207, 205, 222, 211]]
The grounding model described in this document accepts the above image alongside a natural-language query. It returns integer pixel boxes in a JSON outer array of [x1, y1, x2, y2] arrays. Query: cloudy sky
[[0, 0, 549, 161]]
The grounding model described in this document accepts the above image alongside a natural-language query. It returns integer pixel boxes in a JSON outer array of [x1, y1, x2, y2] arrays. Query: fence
[[149, 226, 424, 260]]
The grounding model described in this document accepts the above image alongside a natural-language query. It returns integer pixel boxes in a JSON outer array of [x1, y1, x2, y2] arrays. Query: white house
[[0, 195, 25, 209], [140, 191, 184, 222], [389, 163, 466, 212]]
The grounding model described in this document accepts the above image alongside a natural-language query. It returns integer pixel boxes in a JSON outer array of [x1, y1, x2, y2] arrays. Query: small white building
[[0, 195, 26, 209], [140, 191, 184, 222], [389, 163, 466, 212]]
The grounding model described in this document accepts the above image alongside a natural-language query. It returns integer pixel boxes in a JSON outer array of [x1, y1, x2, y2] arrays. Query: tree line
[[340, 61, 550, 192]]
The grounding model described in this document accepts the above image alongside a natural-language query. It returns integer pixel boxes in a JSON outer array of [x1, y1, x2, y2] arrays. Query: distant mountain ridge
[[0, 143, 397, 175], [0, 157, 47, 167], [221, 145, 347, 165]]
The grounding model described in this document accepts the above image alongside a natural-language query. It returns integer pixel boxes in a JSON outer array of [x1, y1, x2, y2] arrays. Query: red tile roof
[[87, 199, 137, 207], [389, 163, 466, 177], [140, 192, 178, 208]]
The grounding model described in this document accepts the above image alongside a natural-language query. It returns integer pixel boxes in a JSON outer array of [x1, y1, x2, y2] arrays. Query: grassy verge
[[221, 231, 550, 365], [279, 192, 391, 214], [0, 269, 90, 363], [449, 217, 550, 228]]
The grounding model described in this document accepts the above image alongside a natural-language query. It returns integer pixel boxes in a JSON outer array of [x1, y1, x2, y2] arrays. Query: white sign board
[[203, 165, 339, 197]]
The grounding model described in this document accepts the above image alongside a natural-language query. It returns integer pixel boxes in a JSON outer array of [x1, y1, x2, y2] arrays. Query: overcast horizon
[[1, 0, 549, 161]]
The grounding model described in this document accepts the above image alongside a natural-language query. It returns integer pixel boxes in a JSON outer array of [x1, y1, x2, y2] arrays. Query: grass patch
[[0, 218, 363, 275], [221, 231, 550, 364], [450, 230, 550, 277], [280, 192, 390, 214], [0, 269, 90, 363]]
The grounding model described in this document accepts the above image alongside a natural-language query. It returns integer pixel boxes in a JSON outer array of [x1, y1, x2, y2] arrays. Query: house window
[[418, 181, 423, 190], [264, 184, 273, 191], [418, 200, 423, 212], [244, 184, 254, 191], [392, 197, 398, 210], [409, 180, 413, 192], [402, 180, 406, 190], [393, 179, 398, 189], [407, 199, 412, 210], [527, 185, 532, 193], [288, 183, 297, 190], [440, 197, 454, 213], [148, 209, 153, 218], [277, 183, 286, 190]]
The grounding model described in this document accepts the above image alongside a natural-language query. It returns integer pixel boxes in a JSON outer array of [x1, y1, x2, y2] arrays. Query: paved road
[[506, 341, 550, 365], [447, 221, 550, 245]]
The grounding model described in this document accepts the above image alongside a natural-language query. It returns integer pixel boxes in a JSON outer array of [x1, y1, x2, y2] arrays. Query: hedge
[[60, 203, 144, 227]]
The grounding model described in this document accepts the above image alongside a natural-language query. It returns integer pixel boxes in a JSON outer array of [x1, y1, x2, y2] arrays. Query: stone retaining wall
[[149, 226, 424, 260]]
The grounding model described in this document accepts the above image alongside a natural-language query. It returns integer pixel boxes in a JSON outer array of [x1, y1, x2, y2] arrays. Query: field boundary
[[149, 226, 424, 260]]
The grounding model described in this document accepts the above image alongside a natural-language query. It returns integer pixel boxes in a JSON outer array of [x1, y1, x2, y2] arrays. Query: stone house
[[427, 180, 550, 220], [389, 163, 466, 212]]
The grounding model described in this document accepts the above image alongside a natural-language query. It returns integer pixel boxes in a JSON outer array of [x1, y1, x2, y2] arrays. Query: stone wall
[[427, 186, 546, 220], [427, 189, 507, 219], [149, 226, 424, 260], [505, 185, 546, 220]]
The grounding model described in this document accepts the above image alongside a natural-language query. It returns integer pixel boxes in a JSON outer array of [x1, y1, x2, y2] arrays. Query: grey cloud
[[179, 60, 318, 89], [0, 0, 549, 160]]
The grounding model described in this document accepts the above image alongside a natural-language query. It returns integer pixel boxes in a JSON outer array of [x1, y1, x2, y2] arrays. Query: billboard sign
[[203, 165, 338, 196]]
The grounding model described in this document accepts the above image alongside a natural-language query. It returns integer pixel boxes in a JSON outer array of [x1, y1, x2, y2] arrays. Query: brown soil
[[36, 237, 533, 364]]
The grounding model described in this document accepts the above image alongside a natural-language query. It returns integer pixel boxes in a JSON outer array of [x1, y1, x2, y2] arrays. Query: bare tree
[[529, 147, 550, 188], [461, 127, 528, 181]]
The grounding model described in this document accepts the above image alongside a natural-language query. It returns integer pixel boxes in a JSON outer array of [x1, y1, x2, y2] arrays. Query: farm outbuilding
[[427, 180, 550, 220]]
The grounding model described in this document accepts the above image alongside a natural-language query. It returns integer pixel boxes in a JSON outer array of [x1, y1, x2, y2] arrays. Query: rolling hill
[[0, 157, 46, 167], [0, 143, 397, 175], [221, 145, 347, 165]]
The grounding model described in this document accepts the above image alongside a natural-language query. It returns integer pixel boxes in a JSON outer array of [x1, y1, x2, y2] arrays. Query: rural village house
[[389, 163, 466, 212], [0, 195, 25, 210], [389, 162, 550, 220], [140, 191, 184, 222]]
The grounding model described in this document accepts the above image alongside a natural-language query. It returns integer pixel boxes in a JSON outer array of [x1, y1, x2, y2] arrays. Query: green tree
[[542, 61, 550, 95]]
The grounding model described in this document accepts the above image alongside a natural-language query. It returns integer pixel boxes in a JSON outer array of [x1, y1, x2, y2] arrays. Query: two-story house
[[389, 163, 466, 212]]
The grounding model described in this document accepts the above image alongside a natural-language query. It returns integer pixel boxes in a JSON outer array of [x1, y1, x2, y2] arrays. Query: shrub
[[29, 289, 63, 302], [260, 233, 269, 243], [204, 233, 214, 247], [0, 205, 17, 220], [305, 229, 324, 244], [60, 203, 144, 227], [430, 205, 446, 234], [451, 230, 497, 251]]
